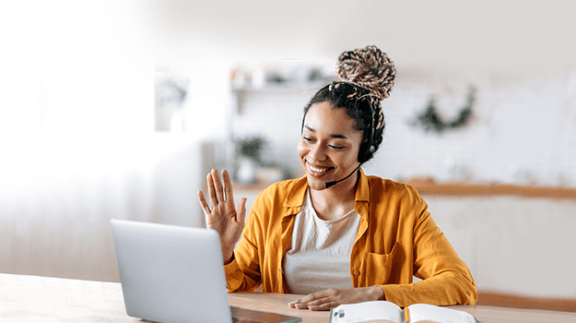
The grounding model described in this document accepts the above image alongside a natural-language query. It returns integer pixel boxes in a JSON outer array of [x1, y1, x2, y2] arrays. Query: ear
[[358, 140, 374, 164]]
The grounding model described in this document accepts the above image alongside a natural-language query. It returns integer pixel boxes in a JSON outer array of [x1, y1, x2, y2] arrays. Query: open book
[[329, 301, 477, 323]]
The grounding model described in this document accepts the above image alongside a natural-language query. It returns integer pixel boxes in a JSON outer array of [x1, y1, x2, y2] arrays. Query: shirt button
[[353, 270, 360, 276]]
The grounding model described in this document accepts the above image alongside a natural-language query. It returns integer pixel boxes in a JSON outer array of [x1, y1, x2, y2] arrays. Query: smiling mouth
[[307, 163, 334, 177]]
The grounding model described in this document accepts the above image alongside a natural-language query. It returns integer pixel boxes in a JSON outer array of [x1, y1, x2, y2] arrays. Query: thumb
[[197, 190, 211, 226], [236, 197, 247, 224]]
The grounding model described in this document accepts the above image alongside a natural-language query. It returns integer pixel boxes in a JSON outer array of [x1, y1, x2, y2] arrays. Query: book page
[[330, 301, 402, 323], [406, 304, 476, 323]]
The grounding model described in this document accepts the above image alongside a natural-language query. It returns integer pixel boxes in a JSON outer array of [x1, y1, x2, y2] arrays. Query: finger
[[300, 290, 328, 303], [198, 190, 215, 228], [302, 295, 338, 311], [298, 290, 338, 309], [308, 300, 338, 311], [197, 190, 211, 213], [211, 168, 225, 203], [222, 169, 235, 204], [291, 301, 309, 310], [292, 299, 335, 311], [207, 172, 218, 207], [291, 294, 319, 309]]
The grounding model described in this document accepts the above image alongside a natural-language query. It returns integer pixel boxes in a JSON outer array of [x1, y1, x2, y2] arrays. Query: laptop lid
[[110, 219, 302, 323], [110, 219, 232, 323]]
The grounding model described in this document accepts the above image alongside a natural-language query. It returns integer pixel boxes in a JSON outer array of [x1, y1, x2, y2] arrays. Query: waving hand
[[197, 169, 247, 264]]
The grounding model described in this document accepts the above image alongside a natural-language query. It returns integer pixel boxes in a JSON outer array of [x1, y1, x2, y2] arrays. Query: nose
[[309, 142, 327, 161]]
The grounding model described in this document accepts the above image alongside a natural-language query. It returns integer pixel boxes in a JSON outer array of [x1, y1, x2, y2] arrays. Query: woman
[[197, 46, 477, 311]]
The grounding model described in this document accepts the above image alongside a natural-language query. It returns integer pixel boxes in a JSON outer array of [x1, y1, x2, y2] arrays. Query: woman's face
[[297, 101, 364, 191]]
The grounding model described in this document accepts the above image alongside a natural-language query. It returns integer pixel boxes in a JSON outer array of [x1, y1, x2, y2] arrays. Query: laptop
[[110, 219, 302, 323]]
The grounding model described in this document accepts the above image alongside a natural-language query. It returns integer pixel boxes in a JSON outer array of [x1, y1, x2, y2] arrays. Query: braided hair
[[302, 45, 396, 164]]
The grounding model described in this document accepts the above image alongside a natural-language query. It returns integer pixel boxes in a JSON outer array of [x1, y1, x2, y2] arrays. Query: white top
[[283, 189, 361, 295]]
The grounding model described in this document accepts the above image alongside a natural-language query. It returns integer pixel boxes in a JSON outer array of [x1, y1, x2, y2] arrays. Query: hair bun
[[336, 45, 396, 101]]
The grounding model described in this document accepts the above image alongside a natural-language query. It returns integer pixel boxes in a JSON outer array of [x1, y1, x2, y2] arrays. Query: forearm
[[380, 273, 478, 307]]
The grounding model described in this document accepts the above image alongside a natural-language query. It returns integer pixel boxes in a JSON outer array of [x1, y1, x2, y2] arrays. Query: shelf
[[405, 178, 576, 199], [231, 80, 332, 93], [235, 179, 576, 200]]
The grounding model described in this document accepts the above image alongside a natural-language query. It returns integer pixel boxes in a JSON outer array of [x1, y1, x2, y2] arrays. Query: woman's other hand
[[288, 287, 384, 311], [197, 169, 247, 264]]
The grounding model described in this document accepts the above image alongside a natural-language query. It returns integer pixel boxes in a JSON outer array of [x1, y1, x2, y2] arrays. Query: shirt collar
[[355, 168, 370, 202]]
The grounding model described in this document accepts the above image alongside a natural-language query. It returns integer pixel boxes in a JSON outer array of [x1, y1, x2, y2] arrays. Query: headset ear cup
[[358, 143, 375, 164]]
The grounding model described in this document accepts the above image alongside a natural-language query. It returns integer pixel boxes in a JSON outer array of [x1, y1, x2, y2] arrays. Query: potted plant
[[235, 136, 267, 184]]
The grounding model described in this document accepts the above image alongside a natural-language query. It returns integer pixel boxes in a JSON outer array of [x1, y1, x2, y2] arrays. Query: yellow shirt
[[225, 169, 478, 307]]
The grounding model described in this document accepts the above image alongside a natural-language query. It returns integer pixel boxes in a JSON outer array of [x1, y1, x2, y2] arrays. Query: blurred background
[[1, 0, 575, 310]]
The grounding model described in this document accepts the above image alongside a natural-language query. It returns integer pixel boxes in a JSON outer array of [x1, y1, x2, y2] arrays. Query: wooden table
[[2, 273, 576, 323]]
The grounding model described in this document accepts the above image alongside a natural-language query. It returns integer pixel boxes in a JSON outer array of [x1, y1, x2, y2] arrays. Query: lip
[[306, 161, 334, 178]]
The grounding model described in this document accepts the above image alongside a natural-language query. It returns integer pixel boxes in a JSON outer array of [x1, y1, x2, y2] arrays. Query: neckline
[[306, 189, 356, 224]]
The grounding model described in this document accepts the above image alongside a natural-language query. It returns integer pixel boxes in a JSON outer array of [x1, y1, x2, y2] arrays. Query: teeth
[[310, 166, 329, 173]]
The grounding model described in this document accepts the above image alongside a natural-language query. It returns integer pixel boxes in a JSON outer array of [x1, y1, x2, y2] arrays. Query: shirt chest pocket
[[363, 242, 405, 285]]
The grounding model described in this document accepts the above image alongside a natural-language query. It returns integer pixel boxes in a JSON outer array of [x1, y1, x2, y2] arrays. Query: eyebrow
[[304, 125, 349, 140]]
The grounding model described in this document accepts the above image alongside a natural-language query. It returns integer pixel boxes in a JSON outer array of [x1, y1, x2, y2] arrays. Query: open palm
[[197, 169, 247, 263]]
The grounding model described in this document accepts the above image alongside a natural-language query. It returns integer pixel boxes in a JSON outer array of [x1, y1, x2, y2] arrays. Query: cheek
[[344, 146, 361, 165], [296, 140, 307, 160]]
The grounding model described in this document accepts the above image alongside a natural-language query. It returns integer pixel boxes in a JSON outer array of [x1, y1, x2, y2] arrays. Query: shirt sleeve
[[223, 186, 272, 292], [380, 187, 478, 306], [224, 210, 263, 292]]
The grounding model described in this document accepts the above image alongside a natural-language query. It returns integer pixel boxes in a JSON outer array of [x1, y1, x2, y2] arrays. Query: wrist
[[223, 249, 234, 265], [371, 286, 385, 301]]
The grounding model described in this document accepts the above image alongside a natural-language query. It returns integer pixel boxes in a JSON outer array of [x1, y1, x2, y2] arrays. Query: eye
[[303, 136, 314, 143], [329, 145, 345, 150]]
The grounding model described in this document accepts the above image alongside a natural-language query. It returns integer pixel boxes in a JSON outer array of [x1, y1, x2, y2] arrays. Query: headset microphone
[[324, 164, 362, 189]]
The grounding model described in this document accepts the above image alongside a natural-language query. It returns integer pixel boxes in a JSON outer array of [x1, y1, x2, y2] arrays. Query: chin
[[306, 177, 328, 191]]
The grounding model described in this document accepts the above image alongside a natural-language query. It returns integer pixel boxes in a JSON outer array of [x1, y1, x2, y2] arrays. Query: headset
[[325, 98, 377, 188]]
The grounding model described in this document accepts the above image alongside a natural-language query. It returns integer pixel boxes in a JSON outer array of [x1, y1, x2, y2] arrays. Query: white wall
[[230, 68, 576, 188], [3, 0, 575, 183], [143, 0, 576, 76], [142, 0, 576, 188], [365, 71, 576, 187], [1, 0, 576, 293], [0, 1, 214, 281]]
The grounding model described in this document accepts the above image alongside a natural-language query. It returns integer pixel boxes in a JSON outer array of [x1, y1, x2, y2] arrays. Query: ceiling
[[144, 0, 576, 77]]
